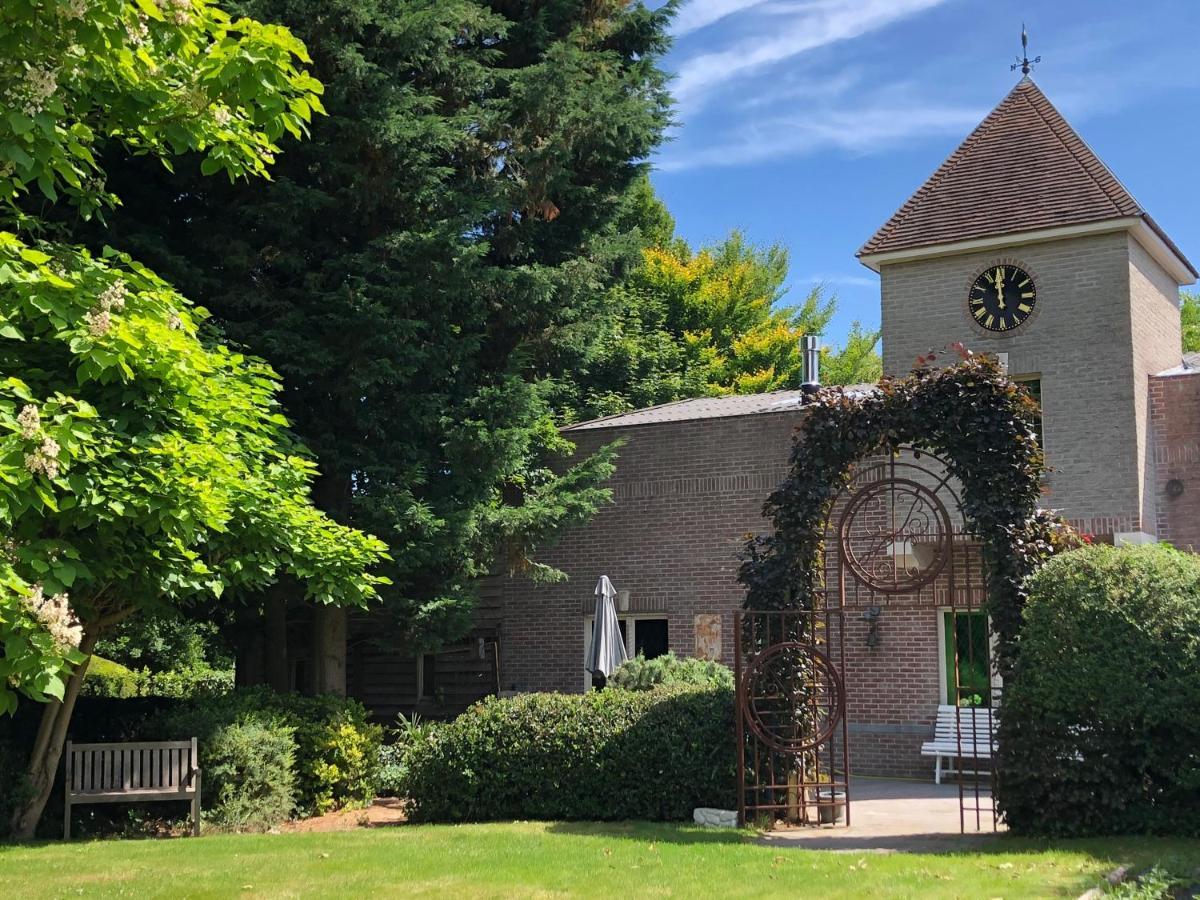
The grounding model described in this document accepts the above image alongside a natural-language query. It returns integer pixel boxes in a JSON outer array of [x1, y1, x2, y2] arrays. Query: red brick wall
[[1151, 372, 1200, 549]]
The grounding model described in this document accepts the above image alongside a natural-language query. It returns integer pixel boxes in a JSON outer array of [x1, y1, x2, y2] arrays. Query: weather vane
[[1011, 23, 1040, 75]]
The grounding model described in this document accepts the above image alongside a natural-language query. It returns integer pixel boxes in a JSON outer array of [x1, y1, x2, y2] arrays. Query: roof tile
[[858, 78, 1193, 275]]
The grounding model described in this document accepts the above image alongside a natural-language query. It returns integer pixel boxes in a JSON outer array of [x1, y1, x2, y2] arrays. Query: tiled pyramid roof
[[858, 78, 1193, 275]]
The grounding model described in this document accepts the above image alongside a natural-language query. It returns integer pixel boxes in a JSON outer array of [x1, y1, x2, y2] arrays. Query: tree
[[1, 0, 386, 839], [98, 0, 678, 656], [546, 192, 882, 422], [1182, 291, 1200, 353]]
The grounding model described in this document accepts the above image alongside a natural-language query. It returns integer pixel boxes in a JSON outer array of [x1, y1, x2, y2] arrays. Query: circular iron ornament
[[742, 642, 844, 753], [838, 477, 953, 593]]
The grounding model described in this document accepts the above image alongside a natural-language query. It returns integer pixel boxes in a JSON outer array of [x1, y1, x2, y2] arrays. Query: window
[[939, 610, 999, 706], [583, 616, 669, 688], [1014, 376, 1042, 449]]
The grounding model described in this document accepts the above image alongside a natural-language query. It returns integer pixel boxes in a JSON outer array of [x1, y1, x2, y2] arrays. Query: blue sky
[[648, 0, 1200, 346]]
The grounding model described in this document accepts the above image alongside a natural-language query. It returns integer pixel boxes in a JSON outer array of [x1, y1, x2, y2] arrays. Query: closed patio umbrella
[[586, 575, 628, 685]]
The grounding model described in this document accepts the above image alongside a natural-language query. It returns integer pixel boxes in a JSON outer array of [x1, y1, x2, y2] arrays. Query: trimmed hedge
[[404, 685, 735, 822], [81, 658, 234, 699], [609, 652, 734, 692], [998, 544, 1200, 836]]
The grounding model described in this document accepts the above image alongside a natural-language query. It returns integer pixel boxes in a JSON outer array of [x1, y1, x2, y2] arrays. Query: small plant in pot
[[813, 772, 846, 825]]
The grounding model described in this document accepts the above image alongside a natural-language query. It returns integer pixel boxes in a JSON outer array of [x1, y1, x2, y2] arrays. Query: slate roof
[[562, 385, 876, 431], [1156, 352, 1200, 378], [858, 78, 1195, 276]]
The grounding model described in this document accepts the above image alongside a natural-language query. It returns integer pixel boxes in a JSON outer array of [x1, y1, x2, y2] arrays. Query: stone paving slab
[[760, 777, 1003, 854]]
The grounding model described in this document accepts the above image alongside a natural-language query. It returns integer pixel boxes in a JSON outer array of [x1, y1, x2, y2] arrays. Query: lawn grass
[[1, 821, 1197, 899]]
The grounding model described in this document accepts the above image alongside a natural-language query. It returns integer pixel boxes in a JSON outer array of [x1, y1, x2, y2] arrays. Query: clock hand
[[995, 267, 1006, 309]]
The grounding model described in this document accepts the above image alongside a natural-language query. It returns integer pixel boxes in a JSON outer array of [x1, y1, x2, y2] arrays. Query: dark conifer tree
[[101, 0, 677, 674]]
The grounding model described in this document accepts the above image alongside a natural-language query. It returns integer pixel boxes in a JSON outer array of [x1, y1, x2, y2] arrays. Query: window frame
[[936, 608, 1002, 707]]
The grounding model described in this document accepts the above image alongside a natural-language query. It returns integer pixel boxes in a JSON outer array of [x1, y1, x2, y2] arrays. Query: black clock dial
[[968, 265, 1036, 332]]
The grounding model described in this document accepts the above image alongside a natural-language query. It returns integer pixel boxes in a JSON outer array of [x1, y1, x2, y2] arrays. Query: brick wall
[[490, 414, 986, 779], [1129, 237, 1186, 533], [1151, 371, 1200, 550], [879, 231, 1173, 536]]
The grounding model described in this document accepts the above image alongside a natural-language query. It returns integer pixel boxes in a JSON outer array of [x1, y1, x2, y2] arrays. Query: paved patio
[[761, 777, 1004, 853]]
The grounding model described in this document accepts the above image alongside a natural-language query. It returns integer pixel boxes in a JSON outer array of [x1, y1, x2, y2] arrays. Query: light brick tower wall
[[879, 231, 1182, 537]]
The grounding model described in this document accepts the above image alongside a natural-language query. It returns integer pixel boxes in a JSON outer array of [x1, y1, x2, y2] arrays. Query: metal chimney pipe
[[801, 334, 821, 393]]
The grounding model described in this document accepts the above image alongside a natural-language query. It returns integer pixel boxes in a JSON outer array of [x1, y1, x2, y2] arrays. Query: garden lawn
[[2, 821, 1198, 899]]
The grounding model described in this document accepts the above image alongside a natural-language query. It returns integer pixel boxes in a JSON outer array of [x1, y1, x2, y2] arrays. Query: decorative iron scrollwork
[[741, 641, 843, 754], [838, 477, 952, 593]]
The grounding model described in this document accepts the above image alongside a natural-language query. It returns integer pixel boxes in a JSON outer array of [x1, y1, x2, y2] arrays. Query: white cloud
[[671, 0, 774, 36], [803, 273, 878, 288], [672, 0, 951, 109], [658, 91, 982, 171]]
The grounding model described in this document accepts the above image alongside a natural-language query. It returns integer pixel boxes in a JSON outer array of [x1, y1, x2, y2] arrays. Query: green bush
[[377, 714, 439, 798], [82, 658, 234, 699], [609, 652, 734, 692], [204, 720, 297, 831], [404, 685, 735, 822], [998, 544, 1200, 836], [150, 687, 382, 818]]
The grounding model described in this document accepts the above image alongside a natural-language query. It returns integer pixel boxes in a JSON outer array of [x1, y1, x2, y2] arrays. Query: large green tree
[[99, 0, 677, 654], [1182, 291, 1200, 353], [0, 0, 386, 838], [547, 185, 882, 422]]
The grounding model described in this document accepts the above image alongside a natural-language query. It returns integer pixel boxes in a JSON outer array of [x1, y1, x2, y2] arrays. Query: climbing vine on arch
[[737, 349, 1072, 675]]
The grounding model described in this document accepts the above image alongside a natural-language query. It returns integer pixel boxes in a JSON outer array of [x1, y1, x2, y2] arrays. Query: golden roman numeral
[[1019, 278, 1030, 287], [985, 314, 995, 328], [974, 306, 987, 319], [1021, 290, 1034, 299], [1018, 303, 1031, 313]]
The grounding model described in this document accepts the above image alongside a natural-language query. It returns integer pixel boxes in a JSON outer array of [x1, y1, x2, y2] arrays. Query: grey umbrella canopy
[[586, 575, 628, 682]]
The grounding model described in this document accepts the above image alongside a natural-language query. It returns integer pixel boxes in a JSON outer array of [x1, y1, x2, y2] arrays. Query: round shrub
[[204, 720, 297, 831], [404, 685, 735, 822], [608, 652, 734, 692], [998, 544, 1200, 836]]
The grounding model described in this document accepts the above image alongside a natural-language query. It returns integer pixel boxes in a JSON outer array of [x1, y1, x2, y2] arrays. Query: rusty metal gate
[[737, 449, 998, 832]]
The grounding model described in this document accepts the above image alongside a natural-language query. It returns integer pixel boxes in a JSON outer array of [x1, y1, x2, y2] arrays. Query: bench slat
[[67, 740, 195, 752]]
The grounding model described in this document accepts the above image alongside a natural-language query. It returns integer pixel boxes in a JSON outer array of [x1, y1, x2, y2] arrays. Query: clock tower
[[858, 77, 1197, 542]]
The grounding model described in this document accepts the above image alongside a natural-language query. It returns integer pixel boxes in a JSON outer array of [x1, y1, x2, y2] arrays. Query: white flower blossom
[[17, 404, 40, 439], [212, 105, 232, 127], [168, 313, 183, 331], [157, 0, 193, 26], [84, 308, 111, 337], [11, 66, 58, 117], [60, 0, 89, 19], [22, 585, 83, 649], [98, 279, 127, 312], [25, 449, 60, 480], [40, 436, 60, 460], [126, 14, 150, 46]]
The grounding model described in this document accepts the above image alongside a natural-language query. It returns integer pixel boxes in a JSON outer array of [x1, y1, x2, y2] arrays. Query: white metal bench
[[64, 739, 201, 839], [920, 705, 997, 784]]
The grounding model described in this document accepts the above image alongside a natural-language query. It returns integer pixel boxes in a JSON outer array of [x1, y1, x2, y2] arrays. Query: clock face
[[968, 264, 1036, 332]]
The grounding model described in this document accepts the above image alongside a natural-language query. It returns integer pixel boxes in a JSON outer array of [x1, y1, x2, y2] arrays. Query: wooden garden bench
[[920, 705, 997, 784], [63, 739, 201, 839]]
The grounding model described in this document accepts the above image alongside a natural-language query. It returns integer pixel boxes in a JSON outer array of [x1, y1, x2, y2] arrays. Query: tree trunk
[[311, 604, 347, 696], [265, 588, 291, 692], [10, 630, 98, 841], [308, 471, 353, 697]]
